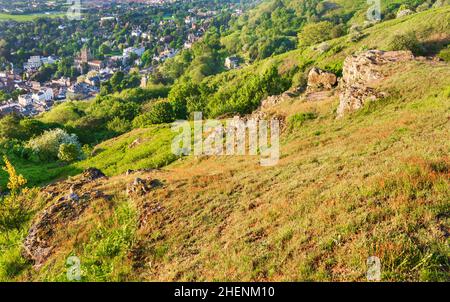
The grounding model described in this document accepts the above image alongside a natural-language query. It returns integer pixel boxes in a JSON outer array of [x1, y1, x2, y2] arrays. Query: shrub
[[298, 21, 334, 47], [133, 100, 175, 127], [106, 117, 132, 134], [437, 46, 450, 62], [0, 156, 31, 234], [288, 112, 318, 130], [58, 144, 80, 162], [26, 128, 81, 162], [387, 32, 424, 56]]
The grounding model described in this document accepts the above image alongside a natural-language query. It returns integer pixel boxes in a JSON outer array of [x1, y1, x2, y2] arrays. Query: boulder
[[80, 168, 106, 182], [337, 50, 414, 117], [23, 196, 90, 268], [307, 67, 337, 92]]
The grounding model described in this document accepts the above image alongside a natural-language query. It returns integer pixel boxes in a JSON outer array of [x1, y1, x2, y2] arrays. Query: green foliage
[[437, 46, 450, 62], [298, 21, 335, 47], [26, 129, 81, 162], [58, 144, 80, 163], [106, 117, 132, 134], [0, 114, 25, 141], [288, 112, 318, 130], [133, 100, 175, 127], [387, 31, 425, 55], [102, 72, 141, 94], [169, 65, 291, 119]]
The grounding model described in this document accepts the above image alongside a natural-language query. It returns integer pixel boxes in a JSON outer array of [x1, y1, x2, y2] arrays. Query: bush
[[437, 46, 450, 62], [0, 157, 31, 234], [26, 129, 81, 162], [106, 117, 132, 134], [133, 100, 175, 127], [288, 112, 318, 130], [387, 32, 424, 56], [58, 144, 80, 162], [298, 21, 334, 47]]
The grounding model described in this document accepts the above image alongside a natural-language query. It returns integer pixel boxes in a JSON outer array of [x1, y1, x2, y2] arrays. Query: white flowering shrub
[[26, 128, 81, 162]]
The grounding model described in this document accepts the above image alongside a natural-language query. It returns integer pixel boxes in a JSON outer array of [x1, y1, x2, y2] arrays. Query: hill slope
[[0, 5, 449, 282], [3, 51, 449, 281]]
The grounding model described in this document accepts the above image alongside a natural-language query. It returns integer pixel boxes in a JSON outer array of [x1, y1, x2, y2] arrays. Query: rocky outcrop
[[23, 195, 90, 268], [23, 168, 108, 268], [337, 50, 414, 118], [126, 177, 162, 197], [397, 9, 414, 18], [307, 67, 337, 92], [80, 168, 106, 182]]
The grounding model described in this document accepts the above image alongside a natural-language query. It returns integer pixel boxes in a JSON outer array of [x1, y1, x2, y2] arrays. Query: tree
[[110, 71, 125, 91], [132, 100, 175, 128], [26, 128, 81, 162], [0, 114, 24, 140], [99, 43, 111, 56], [298, 21, 334, 47]]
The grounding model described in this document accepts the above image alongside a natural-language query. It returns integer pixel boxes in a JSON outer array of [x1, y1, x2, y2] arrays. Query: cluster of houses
[[0, 50, 107, 118], [23, 55, 59, 72], [0, 2, 247, 119]]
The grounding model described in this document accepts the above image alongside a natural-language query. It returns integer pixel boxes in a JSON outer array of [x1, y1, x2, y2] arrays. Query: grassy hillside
[[1, 6, 448, 188], [3, 55, 448, 281]]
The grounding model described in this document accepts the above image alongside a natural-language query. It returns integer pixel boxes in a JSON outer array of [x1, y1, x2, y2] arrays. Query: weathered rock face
[[307, 67, 337, 92], [337, 50, 414, 118], [23, 168, 108, 268], [397, 9, 414, 18], [23, 197, 90, 268]]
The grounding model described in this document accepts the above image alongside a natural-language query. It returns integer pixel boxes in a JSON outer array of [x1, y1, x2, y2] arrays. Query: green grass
[[77, 124, 179, 176], [36, 198, 138, 282], [0, 13, 67, 22], [0, 124, 179, 188], [0, 6, 449, 281]]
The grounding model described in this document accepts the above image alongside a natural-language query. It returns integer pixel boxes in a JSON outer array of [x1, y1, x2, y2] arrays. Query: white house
[[24, 56, 43, 70], [32, 88, 54, 103], [123, 47, 145, 57], [23, 56, 58, 71], [18, 94, 33, 107], [225, 56, 240, 69]]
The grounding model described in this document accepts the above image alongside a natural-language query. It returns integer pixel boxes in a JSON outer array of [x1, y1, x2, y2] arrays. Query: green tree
[[298, 21, 334, 47]]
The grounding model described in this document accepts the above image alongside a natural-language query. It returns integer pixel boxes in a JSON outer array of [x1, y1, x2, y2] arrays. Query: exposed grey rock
[[81, 168, 106, 182], [337, 50, 414, 117], [396, 9, 414, 18]]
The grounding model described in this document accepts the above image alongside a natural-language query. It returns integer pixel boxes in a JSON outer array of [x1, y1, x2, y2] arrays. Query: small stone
[[67, 192, 79, 201]]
